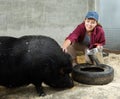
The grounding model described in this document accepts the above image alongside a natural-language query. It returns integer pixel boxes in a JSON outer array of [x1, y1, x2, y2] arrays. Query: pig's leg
[[34, 82, 46, 96]]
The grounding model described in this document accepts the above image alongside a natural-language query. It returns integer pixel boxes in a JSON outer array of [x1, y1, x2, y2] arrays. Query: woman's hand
[[62, 47, 68, 53], [97, 45, 103, 52], [61, 39, 71, 53]]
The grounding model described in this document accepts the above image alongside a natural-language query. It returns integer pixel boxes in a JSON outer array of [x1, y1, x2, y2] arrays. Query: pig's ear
[[64, 53, 72, 61], [59, 66, 73, 75]]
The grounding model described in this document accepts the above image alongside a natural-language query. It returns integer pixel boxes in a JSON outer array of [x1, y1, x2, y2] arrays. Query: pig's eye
[[59, 68, 65, 75]]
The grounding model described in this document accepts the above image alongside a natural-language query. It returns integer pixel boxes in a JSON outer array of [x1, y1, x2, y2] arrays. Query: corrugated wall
[[97, 0, 120, 50]]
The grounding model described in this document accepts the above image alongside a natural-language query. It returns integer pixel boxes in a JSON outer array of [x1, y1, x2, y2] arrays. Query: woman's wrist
[[62, 39, 71, 52]]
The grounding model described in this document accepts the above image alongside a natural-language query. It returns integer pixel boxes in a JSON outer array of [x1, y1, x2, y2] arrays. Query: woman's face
[[84, 18, 97, 32]]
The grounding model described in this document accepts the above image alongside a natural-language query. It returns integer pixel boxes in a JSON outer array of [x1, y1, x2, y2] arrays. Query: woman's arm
[[61, 39, 71, 52]]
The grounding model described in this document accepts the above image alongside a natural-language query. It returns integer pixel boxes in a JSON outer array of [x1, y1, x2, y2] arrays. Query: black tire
[[72, 63, 114, 85]]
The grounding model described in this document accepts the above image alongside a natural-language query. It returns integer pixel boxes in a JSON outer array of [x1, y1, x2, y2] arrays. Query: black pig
[[0, 36, 17, 49], [0, 35, 74, 96], [0, 36, 17, 70]]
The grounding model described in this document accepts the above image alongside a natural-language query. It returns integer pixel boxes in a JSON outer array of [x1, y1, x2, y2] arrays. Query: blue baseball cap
[[85, 11, 99, 21]]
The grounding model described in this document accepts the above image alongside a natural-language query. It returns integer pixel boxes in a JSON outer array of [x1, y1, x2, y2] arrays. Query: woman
[[62, 11, 106, 65]]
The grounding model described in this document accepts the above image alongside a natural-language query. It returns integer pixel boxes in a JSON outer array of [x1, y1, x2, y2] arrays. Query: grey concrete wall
[[0, 0, 95, 45]]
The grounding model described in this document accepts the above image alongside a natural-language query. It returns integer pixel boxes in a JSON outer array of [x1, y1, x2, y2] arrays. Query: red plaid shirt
[[66, 22, 106, 49]]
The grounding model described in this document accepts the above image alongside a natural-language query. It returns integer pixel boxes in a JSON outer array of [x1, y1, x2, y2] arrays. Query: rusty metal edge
[[103, 48, 120, 54]]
